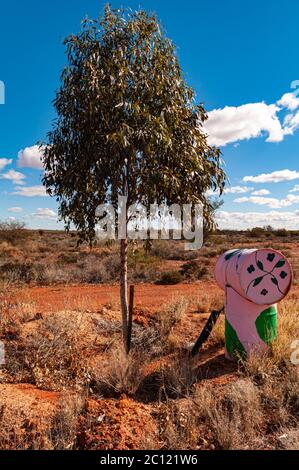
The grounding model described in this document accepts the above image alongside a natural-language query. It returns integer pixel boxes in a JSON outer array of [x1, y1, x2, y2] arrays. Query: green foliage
[[274, 229, 289, 237], [248, 227, 265, 238], [180, 260, 209, 279], [42, 5, 226, 242], [156, 270, 183, 285]]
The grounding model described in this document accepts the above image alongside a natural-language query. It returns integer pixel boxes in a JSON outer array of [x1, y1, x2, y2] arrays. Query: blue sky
[[0, 0, 299, 229]]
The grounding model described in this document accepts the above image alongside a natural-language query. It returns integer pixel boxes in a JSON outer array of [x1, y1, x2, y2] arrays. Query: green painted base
[[225, 306, 277, 360]]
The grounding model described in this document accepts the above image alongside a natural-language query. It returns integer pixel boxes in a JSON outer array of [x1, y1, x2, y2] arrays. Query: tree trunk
[[120, 238, 129, 353]]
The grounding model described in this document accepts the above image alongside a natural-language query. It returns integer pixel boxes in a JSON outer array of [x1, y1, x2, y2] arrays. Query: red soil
[[16, 281, 222, 313]]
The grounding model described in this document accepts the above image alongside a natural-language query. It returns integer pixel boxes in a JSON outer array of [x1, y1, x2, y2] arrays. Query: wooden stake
[[127, 285, 135, 353]]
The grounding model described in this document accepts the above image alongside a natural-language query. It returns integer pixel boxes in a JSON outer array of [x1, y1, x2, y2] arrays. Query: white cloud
[[251, 189, 270, 196], [32, 208, 57, 219], [0, 169, 26, 185], [0, 158, 12, 171], [204, 90, 299, 147], [205, 102, 283, 146], [17, 145, 45, 169], [205, 189, 219, 197], [13, 185, 47, 197], [277, 92, 299, 111], [216, 210, 299, 230], [8, 207, 23, 213], [283, 110, 299, 137], [243, 169, 299, 184], [289, 184, 299, 193], [234, 194, 299, 209], [224, 185, 253, 194], [206, 185, 252, 196]]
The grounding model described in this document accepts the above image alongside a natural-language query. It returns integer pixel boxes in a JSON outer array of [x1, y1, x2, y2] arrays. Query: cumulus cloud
[[277, 92, 299, 111], [32, 208, 57, 219], [289, 184, 299, 193], [234, 194, 299, 209], [251, 189, 270, 196], [17, 145, 45, 169], [13, 185, 47, 197], [206, 185, 252, 197], [216, 210, 299, 230], [224, 185, 253, 194], [0, 158, 12, 171], [243, 169, 299, 184], [0, 169, 26, 185], [205, 102, 283, 146], [8, 207, 23, 213], [204, 90, 299, 147], [283, 110, 299, 137]]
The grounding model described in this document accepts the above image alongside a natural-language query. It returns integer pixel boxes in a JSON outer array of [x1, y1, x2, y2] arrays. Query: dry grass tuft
[[208, 314, 225, 347], [4, 312, 91, 390], [193, 379, 263, 449], [272, 298, 299, 364], [94, 345, 147, 396], [277, 428, 299, 450], [49, 393, 84, 449], [156, 296, 189, 341], [0, 295, 36, 340], [161, 354, 196, 398], [158, 399, 198, 449]]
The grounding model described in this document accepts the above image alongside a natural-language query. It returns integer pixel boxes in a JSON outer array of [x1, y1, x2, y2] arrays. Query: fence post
[[127, 285, 135, 353]]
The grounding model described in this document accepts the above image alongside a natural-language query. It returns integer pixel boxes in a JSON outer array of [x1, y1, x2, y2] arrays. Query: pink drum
[[215, 248, 292, 359]]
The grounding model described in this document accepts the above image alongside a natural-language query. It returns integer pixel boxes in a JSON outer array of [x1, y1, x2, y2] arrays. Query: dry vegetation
[[0, 222, 299, 286], [0, 224, 298, 450]]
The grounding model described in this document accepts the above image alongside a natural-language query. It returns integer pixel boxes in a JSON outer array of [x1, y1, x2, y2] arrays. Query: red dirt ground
[[3, 278, 298, 450], [16, 281, 222, 313]]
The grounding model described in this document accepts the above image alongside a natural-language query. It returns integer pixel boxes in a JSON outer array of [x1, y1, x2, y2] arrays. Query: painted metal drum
[[215, 248, 292, 305], [215, 248, 292, 359]]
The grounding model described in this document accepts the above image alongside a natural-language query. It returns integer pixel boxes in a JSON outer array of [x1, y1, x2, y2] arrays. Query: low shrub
[[0, 262, 44, 284], [156, 270, 183, 285], [274, 229, 289, 237], [180, 260, 209, 280], [0, 221, 31, 246], [4, 313, 91, 390], [248, 227, 265, 238]]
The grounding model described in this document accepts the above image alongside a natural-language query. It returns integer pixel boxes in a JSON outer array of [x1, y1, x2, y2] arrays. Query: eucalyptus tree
[[42, 5, 226, 352]]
